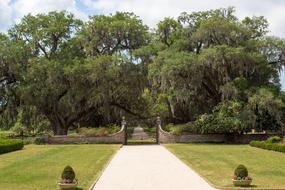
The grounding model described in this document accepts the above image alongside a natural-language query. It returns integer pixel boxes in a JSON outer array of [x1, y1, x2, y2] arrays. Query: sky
[[0, 0, 285, 89]]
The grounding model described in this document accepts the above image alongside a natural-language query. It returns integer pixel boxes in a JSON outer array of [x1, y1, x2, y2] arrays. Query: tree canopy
[[1, 8, 285, 135]]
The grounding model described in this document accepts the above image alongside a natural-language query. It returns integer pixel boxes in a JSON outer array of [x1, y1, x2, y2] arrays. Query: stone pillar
[[156, 116, 161, 144], [121, 116, 127, 145]]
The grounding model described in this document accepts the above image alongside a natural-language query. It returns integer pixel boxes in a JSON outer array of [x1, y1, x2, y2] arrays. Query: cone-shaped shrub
[[234, 164, 248, 178], [61, 165, 75, 183]]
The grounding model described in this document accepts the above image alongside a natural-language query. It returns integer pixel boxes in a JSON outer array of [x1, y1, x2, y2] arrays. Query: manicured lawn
[[165, 144, 285, 189], [0, 144, 120, 190]]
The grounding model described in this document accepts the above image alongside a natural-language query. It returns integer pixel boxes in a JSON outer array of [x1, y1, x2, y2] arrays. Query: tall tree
[[9, 11, 149, 135], [144, 7, 285, 124]]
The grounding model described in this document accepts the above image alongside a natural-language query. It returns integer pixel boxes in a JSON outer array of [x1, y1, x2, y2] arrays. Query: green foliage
[[10, 109, 50, 136], [144, 7, 285, 131], [0, 139, 24, 154], [234, 165, 248, 178], [0, 131, 13, 138], [266, 136, 282, 143], [164, 122, 198, 135], [61, 165, 76, 183], [1, 8, 285, 136], [11, 121, 25, 136], [76, 125, 120, 137], [195, 101, 255, 134], [127, 126, 134, 138], [10, 11, 149, 135], [249, 88, 283, 132], [9, 11, 82, 59], [79, 12, 149, 56], [250, 140, 285, 153], [157, 17, 182, 46]]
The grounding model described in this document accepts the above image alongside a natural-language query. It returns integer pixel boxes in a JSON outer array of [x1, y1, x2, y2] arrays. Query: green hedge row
[[0, 139, 24, 154], [250, 140, 285, 153]]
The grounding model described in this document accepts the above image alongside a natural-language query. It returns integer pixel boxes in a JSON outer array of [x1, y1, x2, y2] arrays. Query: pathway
[[130, 126, 151, 140], [92, 145, 217, 190]]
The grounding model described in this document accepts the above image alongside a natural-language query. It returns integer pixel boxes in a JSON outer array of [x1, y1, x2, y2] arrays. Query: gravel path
[[130, 126, 151, 140], [92, 145, 217, 190]]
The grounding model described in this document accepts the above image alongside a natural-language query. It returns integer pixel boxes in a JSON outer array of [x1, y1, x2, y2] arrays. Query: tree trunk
[[165, 97, 175, 123], [54, 124, 68, 135], [49, 117, 69, 136]]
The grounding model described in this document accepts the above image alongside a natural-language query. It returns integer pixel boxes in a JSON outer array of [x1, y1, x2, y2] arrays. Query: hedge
[[250, 140, 285, 153], [0, 139, 24, 154]]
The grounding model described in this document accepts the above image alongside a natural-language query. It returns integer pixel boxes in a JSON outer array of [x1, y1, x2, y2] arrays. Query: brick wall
[[158, 125, 281, 144], [46, 125, 126, 144], [158, 125, 225, 143]]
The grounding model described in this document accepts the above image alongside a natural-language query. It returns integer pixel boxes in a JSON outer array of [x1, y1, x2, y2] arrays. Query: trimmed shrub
[[61, 165, 76, 183], [234, 165, 248, 178], [0, 139, 24, 154], [250, 140, 285, 153], [266, 136, 282, 143]]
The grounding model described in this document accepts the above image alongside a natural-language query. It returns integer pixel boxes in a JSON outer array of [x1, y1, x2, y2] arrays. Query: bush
[[0, 131, 13, 138], [106, 124, 121, 134], [61, 165, 76, 183], [0, 139, 24, 154], [266, 136, 282, 143], [34, 136, 47, 144], [250, 140, 285, 153], [164, 122, 198, 135], [234, 165, 248, 178], [195, 101, 255, 134], [76, 125, 120, 137]]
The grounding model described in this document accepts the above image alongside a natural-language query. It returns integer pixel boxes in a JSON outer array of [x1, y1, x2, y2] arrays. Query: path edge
[[161, 144, 220, 190], [89, 144, 123, 190]]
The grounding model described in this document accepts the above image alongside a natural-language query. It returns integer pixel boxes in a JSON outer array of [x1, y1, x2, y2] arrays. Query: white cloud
[[12, 0, 88, 22], [0, 0, 13, 32]]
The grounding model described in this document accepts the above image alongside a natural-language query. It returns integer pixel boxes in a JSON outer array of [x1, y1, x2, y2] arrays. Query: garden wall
[[45, 125, 126, 144], [158, 125, 282, 144]]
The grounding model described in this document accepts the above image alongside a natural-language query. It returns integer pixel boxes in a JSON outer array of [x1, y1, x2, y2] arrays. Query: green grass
[[165, 144, 285, 189], [127, 126, 134, 138], [142, 126, 156, 137], [0, 144, 119, 190]]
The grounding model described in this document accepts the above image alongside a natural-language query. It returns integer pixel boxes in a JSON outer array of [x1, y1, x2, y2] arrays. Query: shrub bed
[[0, 139, 24, 154], [250, 139, 285, 153], [76, 125, 120, 137], [164, 122, 198, 135]]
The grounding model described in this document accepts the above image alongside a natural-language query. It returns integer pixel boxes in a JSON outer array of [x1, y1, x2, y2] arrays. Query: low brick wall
[[158, 125, 225, 143], [224, 133, 283, 144], [158, 125, 282, 144], [46, 125, 126, 144]]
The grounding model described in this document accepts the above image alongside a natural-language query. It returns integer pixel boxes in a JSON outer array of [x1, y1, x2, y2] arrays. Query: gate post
[[156, 116, 161, 144], [121, 116, 127, 145]]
